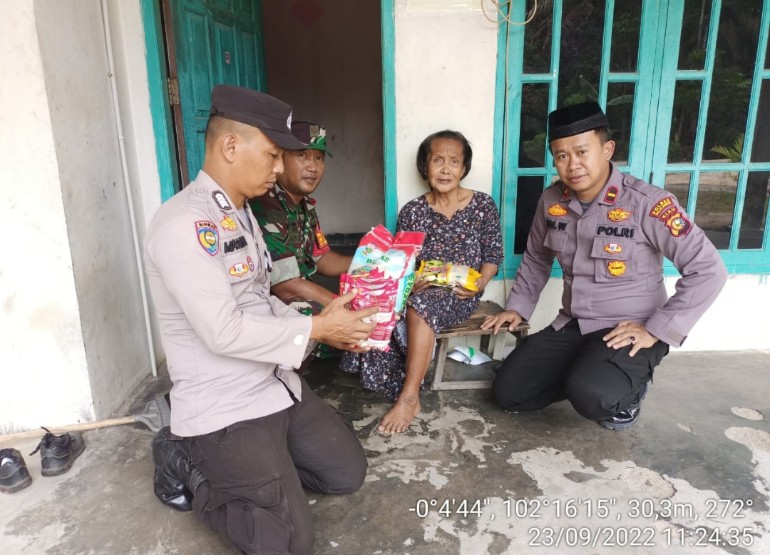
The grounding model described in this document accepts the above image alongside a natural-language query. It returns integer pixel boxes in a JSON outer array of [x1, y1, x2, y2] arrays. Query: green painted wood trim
[[729, 0, 770, 251], [381, 0, 398, 232], [597, 0, 615, 106], [673, 70, 708, 79], [693, 0, 722, 171], [666, 162, 770, 172], [756, 1, 770, 252], [520, 73, 555, 83], [607, 72, 640, 82], [643, 0, 675, 184], [545, 0, 562, 188], [729, 170, 750, 251], [254, 0, 267, 90], [140, 0, 178, 202], [686, 0, 723, 217], [490, 2, 510, 207], [499, 1, 526, 279]]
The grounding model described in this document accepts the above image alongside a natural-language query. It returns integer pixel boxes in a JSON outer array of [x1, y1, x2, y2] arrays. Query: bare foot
[[378, 394, 420, 434]]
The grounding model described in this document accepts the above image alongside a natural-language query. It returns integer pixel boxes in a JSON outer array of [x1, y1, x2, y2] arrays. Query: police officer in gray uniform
[[144, 85, 377, 554], [483, 102, 727, 430]]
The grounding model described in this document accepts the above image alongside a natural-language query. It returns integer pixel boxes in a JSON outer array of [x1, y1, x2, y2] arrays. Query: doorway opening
[[157, 0, 385, 237]]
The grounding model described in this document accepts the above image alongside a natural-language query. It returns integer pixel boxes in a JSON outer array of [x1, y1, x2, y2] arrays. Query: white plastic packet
[[446, 346, 493, 365]]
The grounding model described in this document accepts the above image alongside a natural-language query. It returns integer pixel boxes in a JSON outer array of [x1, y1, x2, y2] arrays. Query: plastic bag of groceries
[[415, 259, 482, 291], [340, 225, 425, 350]]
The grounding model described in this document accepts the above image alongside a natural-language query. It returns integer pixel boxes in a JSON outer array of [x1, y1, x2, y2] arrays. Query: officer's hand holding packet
[[340, 225, 425, 350]]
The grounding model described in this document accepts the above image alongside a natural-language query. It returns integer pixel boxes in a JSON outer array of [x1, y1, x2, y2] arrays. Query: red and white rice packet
[[340, 225, 424, 350]]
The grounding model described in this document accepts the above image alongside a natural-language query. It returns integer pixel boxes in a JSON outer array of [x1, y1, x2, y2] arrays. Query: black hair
[[416, 130, 473, 181], [205, 115, 229, 147], [595, 126, 611, 144]]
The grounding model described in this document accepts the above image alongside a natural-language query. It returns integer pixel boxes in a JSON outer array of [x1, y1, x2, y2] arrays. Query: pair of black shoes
[[0, 428, 85, 494], [152, 426, 207, 511]]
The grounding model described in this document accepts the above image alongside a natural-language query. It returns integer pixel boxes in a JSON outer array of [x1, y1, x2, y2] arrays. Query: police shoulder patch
[[649, 196, 692, 237], [195, 220, 219, 256], [649, 196, 675, 218], [664, 212, 692, 237]]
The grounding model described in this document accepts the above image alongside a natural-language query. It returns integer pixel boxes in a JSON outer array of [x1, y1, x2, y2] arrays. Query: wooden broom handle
[[0, 416, 136, 444]]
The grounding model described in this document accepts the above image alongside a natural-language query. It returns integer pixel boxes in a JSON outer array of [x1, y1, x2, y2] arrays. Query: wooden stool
[[432, 301, 529, 390]]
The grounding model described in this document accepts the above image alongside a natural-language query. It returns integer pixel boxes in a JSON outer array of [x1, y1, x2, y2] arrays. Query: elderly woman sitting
[[341, 130, 503, 433]]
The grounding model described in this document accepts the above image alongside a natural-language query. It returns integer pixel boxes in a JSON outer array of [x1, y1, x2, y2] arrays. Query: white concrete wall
[[0, 3, 95, 433], [262, 0, 384, 234], [0, 1, 155, 432], [394, 0, 499, 207], [105, 0, 165, 366], [33, 0, 153, 420], [392, 0, 509, 302], [666, 274, 770, 351], [494, 275, 770, 351], [106, 0, 163, 249]]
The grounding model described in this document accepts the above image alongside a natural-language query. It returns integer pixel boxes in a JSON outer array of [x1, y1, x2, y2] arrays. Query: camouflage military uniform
[[250, 185, 331, 317]]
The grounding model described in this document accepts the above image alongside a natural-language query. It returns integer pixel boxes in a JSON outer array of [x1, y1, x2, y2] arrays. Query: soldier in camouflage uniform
[[250, 121, 351, 321]]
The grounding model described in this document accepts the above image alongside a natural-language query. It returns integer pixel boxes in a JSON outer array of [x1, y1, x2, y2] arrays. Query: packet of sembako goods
[[341, 226, 425, 350], [416, 259, 482, 291]]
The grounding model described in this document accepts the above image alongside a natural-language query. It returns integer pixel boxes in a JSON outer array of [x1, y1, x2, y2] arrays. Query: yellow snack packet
[[416, 260, 481, 291]]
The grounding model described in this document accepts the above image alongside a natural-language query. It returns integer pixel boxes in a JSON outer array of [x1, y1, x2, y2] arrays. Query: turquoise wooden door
[[170, 0, 266, 183], [496, 0, 770, 276], [648, 0, 770, 272]]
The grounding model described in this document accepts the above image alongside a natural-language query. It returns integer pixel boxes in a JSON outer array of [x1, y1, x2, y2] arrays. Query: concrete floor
[[1, 350, 769, 554]]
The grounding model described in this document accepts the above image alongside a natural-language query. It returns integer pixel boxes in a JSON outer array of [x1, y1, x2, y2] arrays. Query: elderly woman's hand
[[453, 284, 479, 299], [411, 277, 433, 294], [454, 275, 487, 299]]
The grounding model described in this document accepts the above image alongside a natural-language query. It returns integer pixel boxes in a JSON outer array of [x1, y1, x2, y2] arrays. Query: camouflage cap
[[548, 101, 609, 141], [290, 121, 333, 157], [209, 85, 305, 150]]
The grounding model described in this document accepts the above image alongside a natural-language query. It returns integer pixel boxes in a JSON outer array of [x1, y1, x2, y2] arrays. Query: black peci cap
[[548, 101, 609, 141], [209, 85, 305, 150]]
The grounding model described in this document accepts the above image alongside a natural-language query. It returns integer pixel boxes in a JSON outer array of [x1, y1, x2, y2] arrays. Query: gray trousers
[[186, 378, 367, 554], [493, 319, 669, 420]]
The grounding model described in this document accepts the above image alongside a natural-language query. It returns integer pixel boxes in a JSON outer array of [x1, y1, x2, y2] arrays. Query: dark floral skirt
[[340, 287, 479, 400]]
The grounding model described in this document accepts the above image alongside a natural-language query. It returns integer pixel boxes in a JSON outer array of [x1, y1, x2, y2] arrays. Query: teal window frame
[[494, 0, 770, 277], [382, 0, 398, 232]]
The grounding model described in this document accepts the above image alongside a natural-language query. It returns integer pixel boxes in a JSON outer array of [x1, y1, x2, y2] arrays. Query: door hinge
[[167, 78, 180, 106]]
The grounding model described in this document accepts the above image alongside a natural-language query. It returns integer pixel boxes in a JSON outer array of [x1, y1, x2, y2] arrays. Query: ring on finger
[[629, 336, 636, 344]]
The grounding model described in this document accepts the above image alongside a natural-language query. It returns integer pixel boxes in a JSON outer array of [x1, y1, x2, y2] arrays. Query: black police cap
[[209, 85, 305, 150], [548, 101, 609, 141]]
